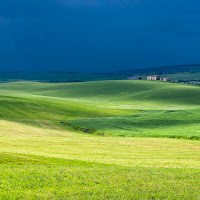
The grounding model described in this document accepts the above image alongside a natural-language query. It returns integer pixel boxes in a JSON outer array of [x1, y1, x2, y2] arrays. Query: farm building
[[163, 78, 170, 81], [163, 78, 171, 81], [147, 75, 160, 80]]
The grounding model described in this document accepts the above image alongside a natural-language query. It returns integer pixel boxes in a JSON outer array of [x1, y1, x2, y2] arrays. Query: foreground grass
[[1, 126, 200, 199], [0, 121, 200, 199], [1, 163, 200, 199], [0, 120, 200, 199]]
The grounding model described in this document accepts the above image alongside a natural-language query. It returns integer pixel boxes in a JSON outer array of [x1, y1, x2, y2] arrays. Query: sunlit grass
[[1, 120, 200, 199]]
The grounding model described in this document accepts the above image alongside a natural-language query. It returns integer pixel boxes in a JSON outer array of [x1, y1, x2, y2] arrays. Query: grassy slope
[[0, 94, 135, 121], [1, 80, 200, 199], [1, 80, 200, 138], [1, 80, 200, 106], [1, 121, 200, 199], [67, 110, 200, 138]]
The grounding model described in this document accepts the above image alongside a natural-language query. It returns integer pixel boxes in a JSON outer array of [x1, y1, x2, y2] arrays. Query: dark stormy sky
[[1, 0, 200, 72]]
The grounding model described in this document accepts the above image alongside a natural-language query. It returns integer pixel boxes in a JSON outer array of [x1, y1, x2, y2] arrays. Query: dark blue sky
[[0, 0, 200, 72]]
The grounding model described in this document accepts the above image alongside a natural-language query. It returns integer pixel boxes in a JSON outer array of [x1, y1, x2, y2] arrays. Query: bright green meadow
[[0, 80, 200, 199]]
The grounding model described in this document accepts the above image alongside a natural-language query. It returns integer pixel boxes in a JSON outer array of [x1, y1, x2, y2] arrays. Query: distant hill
[[116, 64, 200, 84], [116, 64, 200, 75], [0, 64, 200, 83], [0, 72, 121, 83]]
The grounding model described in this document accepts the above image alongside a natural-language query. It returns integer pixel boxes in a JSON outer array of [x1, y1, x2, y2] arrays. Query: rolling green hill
[[0, 80, 200, 138], [0, 80, 200, 107], [1, 80, 200, 199]]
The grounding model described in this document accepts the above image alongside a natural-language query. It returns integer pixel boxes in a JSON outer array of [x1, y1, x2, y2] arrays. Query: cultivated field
[[0, 80, 200, 199]]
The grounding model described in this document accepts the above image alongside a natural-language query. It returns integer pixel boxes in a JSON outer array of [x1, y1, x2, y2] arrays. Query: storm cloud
[[0, 0, 200, 72]]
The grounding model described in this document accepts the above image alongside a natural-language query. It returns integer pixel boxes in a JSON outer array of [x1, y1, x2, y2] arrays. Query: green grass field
[[0, 80, 200, 199]]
